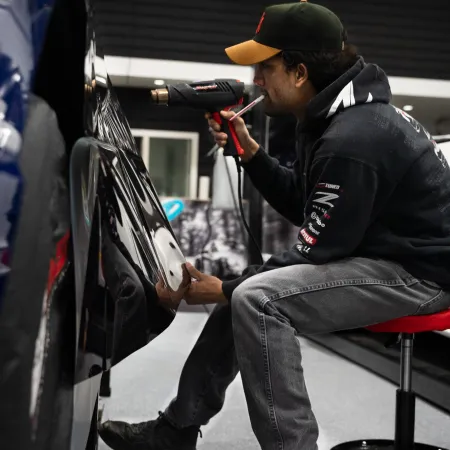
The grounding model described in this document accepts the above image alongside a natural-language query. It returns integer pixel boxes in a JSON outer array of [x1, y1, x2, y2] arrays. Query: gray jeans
[[164, 257, 450, 450]]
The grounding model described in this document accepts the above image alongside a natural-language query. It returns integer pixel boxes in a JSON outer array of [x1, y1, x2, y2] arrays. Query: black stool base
[[331, 439, 448, 450]]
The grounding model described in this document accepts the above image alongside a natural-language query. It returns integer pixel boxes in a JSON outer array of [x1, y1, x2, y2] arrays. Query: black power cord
[[200, 152, 264, 272], [233, 156, 264, 265], [198, 203, 212, 272], [223, 153, 248, 240]]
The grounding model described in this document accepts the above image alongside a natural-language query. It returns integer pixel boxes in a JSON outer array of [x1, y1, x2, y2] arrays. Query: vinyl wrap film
[[73, 0, 188, 377]]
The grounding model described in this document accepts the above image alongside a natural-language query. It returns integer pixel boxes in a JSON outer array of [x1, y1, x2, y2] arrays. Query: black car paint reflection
[[0, 0, 193, 446], [1, 0, 191, 447], [70, 5, 187, 385]]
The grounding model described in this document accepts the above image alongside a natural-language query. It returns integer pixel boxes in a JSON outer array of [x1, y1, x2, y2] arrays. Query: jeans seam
[[258, 296, 284, 450], [189, 344, 235, 424], [414, 289, 445, 314], [266, 278, 415, 303]]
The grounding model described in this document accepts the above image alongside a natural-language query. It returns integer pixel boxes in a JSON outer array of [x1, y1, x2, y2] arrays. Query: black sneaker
[[98, 411, 200, 450]]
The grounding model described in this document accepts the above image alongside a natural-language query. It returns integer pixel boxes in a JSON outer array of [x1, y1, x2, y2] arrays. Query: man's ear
[[295, 63, 308, 86]]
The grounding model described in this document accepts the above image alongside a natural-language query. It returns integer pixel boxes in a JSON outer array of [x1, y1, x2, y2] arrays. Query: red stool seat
[[331, 308, 450, 450], [367, 308, 450, 334]]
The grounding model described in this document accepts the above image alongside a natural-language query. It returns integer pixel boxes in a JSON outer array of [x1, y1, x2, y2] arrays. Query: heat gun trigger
[[211, 106, 245, 157]]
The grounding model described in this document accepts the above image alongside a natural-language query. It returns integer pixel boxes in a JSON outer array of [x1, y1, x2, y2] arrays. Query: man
[[99, 2, 450, 450]]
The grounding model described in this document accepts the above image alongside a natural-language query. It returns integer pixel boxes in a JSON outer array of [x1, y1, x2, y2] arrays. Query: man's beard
[[265, 110, 289, 118], [264, 106, 290, 118], [262, 98, 292, 118]]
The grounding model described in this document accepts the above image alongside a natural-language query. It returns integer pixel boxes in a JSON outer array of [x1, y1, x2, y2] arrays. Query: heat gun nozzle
[[150, 88, 169, 105]]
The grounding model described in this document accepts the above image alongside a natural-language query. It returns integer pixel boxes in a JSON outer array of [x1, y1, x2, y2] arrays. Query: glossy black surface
[[1, 0, 189, 447], [70, 0, 187, 384]]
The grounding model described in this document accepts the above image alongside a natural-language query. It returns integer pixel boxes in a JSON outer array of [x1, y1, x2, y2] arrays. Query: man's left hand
[[184, 263, 228, 305]]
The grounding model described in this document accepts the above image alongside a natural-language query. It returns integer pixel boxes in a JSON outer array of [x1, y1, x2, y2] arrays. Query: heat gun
[[151, 78, 265, 265], [150, 79, 246, 156]]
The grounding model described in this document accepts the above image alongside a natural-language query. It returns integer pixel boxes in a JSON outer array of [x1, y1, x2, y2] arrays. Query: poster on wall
[[162, 198, 248, 281], [161, 197, 299, 281]]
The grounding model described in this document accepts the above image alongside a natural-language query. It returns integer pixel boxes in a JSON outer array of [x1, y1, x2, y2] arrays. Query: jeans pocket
[[421, 279, 442, 289], [415, 287, 450, 315]]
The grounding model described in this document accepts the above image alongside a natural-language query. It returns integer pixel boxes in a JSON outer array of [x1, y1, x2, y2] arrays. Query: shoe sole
[[98, 430, 197, 450]]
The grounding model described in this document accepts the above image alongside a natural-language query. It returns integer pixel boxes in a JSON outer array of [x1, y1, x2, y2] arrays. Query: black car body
[[0, 1, 187, 449]]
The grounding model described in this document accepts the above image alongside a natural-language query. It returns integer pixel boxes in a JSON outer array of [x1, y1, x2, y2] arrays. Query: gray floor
[[99, 304, 450, 449]]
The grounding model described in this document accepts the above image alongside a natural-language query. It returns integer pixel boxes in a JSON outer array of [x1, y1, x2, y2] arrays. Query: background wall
[[95, 0, 450, 80]]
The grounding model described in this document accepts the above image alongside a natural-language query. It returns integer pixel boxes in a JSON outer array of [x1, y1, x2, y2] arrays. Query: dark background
[[95, 0, 450, 80]]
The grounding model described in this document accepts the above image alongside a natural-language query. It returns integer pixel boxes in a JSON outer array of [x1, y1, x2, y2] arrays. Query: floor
[[99, 304, 450, 450]]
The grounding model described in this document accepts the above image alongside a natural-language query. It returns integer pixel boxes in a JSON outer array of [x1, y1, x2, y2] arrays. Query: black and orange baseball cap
[[225, 1, 346, 65]]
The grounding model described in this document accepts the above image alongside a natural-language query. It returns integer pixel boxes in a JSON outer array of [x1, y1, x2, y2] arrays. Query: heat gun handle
[[212, 111, 244, 157]]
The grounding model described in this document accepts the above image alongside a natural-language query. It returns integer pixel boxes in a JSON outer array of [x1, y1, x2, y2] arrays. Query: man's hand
[[156, 263, 190, 310], [206, 111, 260, 163], [184, 262, 228, 305]]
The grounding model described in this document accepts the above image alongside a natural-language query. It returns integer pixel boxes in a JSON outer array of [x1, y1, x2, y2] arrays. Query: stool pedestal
[[330, 333, 448, 450]]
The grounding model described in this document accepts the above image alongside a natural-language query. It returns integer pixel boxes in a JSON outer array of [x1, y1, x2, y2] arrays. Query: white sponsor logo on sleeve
[[316, 183, 340, 190], [308, 223, 320, 235], [313, 191, 339, 208], [311, 212, 326, 227], [296, 244, 311, 254]]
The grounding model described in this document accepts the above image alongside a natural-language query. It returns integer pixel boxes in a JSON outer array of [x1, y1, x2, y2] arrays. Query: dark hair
[[281, 43, 359, 93]]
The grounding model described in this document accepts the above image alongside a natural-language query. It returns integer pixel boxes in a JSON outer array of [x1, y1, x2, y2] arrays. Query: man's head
[[225, 1, 358, 118]]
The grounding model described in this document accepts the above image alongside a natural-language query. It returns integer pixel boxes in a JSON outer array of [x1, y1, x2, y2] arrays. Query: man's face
[[253, 55, 310, 117]]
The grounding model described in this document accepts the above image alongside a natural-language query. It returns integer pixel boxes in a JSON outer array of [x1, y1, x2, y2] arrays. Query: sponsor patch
[[308, 223, 320, 235], [299, 228, 317, 246], [311, 212, 326, 228], [296, 244, 311, 255], [316, 183, 340, 190]]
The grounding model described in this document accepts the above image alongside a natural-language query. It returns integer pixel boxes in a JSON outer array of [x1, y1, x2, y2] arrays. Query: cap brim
[[225, 40, 281, 65]]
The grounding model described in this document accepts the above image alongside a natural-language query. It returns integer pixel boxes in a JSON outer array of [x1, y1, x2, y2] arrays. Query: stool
[[331, 308, 450, 450]]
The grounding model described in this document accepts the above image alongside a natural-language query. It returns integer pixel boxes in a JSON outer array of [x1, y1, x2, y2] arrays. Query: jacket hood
[[305, 56, 392, 123]]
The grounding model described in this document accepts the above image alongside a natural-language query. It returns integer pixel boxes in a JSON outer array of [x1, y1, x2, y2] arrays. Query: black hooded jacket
[[222, 57, 450, 301]]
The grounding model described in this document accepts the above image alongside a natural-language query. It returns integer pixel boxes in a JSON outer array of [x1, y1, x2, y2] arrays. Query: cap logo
[[255, 12, 265, 34]]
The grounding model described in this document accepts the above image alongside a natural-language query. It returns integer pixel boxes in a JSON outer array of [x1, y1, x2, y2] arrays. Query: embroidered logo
[[256, 12, 265, 34], [326, 81, 373, 118]]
